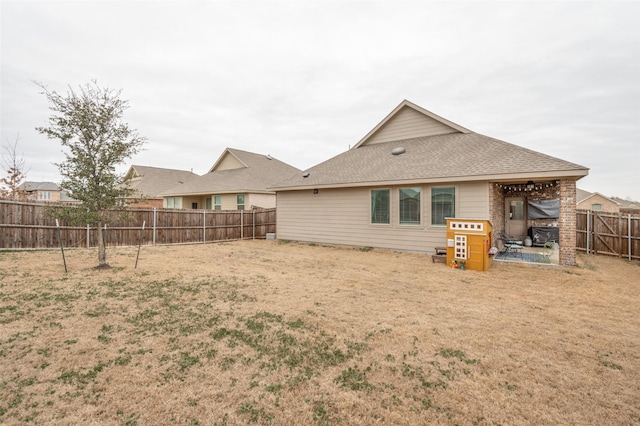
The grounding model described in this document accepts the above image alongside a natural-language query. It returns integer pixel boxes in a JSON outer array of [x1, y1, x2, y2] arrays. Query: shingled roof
[[18, 181, 60, 191], [162, 148, 300, 196], [124, 165, 199, 198], [272, 100, 588, 190]]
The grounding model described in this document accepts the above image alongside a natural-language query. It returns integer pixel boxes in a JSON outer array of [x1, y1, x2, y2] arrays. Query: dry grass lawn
[[0, 240, 638, 425]]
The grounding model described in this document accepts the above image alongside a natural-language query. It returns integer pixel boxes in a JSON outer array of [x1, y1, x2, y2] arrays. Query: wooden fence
[[0, 200, 276, 249], [2, 201, 638, 261], [576, 209, 640, 260]]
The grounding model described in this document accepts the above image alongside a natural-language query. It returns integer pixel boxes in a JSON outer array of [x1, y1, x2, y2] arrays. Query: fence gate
[[576, 210, 639, 261]]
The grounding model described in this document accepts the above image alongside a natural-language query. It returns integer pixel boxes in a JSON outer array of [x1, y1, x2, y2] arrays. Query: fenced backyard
[[1, 202, 639, 261], [0, 200, 275, 249]]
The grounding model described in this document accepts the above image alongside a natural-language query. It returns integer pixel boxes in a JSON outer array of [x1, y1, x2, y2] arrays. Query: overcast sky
[[2, 0, 639, 200]]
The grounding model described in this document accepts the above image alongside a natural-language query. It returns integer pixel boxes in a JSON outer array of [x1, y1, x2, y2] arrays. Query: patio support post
[[558, 179, 577, 266]]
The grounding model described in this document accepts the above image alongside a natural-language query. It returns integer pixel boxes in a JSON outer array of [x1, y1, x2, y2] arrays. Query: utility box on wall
[[446, 219, 494, 272]]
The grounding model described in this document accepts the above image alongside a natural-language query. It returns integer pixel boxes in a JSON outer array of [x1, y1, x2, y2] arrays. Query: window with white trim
[[399, 187, 421, 225], [371, 189, 390, 224], [431, 187, 455, 226], [166, 197, 179, 208]]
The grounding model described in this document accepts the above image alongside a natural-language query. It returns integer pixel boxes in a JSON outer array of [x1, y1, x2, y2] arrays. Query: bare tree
[[0, 134, 29, 201]]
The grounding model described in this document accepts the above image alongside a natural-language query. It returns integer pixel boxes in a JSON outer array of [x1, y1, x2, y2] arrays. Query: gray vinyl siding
[[276, 182, 490, 254], [458, 182, 490, 218], [247, 193, 276, 209], [365, 107, 457, 145]]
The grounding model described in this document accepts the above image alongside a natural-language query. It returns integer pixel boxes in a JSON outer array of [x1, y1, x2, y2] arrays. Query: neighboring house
[[122, 165, 199, 208], [611, 196, 640, 215], [576, 189, 620, 213], [272, 100, 589, 266], [17, 181, 81, 204], [160, 148, 300, 210]]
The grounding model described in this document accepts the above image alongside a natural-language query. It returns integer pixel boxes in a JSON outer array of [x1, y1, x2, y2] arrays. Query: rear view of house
[[272, 100, 589, 266]]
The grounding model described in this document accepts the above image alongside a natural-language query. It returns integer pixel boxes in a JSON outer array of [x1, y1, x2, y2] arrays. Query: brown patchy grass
[[0, 240, 638, 425]]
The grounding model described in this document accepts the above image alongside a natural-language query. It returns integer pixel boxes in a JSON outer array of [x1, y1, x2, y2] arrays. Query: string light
[[494, 181, 558, 192]]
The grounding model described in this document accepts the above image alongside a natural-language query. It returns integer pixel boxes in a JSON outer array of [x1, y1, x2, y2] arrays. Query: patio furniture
[[499, 231, 524, 258], [432, 246, 447, 263], [529, 226, 559, 247], [503, 243, 524, 258]]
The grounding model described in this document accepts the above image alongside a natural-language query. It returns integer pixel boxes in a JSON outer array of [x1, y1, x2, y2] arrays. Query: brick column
[[558, 179, 577, 266], [489, 182, 505, 247]]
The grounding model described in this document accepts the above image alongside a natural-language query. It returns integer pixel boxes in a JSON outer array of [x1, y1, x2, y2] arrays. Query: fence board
[[0, 201, 276, 249]]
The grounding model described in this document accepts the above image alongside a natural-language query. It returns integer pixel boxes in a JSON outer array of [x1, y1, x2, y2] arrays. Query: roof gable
[[272, 99, 589, 191], [208, 149, 248, 172], [354, 99, 470, 148], [124, 165, 142, 181], [577, 190, 619, 206]]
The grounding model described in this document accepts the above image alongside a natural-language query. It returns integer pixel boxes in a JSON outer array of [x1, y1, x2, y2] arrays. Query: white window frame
[[237, 194, 245, 210], [399, 187, 421, 226], [431, 186, 456, 226], [370, 189, 391, 225]]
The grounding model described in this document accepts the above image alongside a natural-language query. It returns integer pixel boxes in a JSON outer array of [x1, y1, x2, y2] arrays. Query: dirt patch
[[1, 240, 638, 425]]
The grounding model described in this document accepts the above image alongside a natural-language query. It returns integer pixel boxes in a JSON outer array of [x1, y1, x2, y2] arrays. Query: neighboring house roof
[[59, 189, 79, 203], [611, 196, 640, 209], [18, 181, 60, 191], [576, 189, 619, 205], [123, 165, 199, 198], [16, 181, 81, 203], [273, 100, 589, 190], [161, 148, 300, 196]]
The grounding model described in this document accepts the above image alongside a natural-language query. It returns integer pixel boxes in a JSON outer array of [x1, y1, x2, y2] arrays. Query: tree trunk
[[96, 221, 109, 268]]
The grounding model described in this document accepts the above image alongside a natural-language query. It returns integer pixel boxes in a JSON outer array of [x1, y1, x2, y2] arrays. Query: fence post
[[240, 210, 243, 240], [629, 214, 632, 261], [203, 209, 206, 244], [135, 221, 145, 269], [56, 219, 68, 273], [586, 210, 590, 254], [152, 208, 157, 246], [86, 224, 90, 248], [253, 209, 255, 240]]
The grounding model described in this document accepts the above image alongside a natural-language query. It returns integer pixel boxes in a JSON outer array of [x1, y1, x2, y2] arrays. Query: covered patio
[[490, 178, 577, 266]]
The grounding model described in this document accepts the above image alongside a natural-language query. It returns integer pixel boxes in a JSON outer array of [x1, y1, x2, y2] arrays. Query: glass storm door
[[505, 198, 526, 240]]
